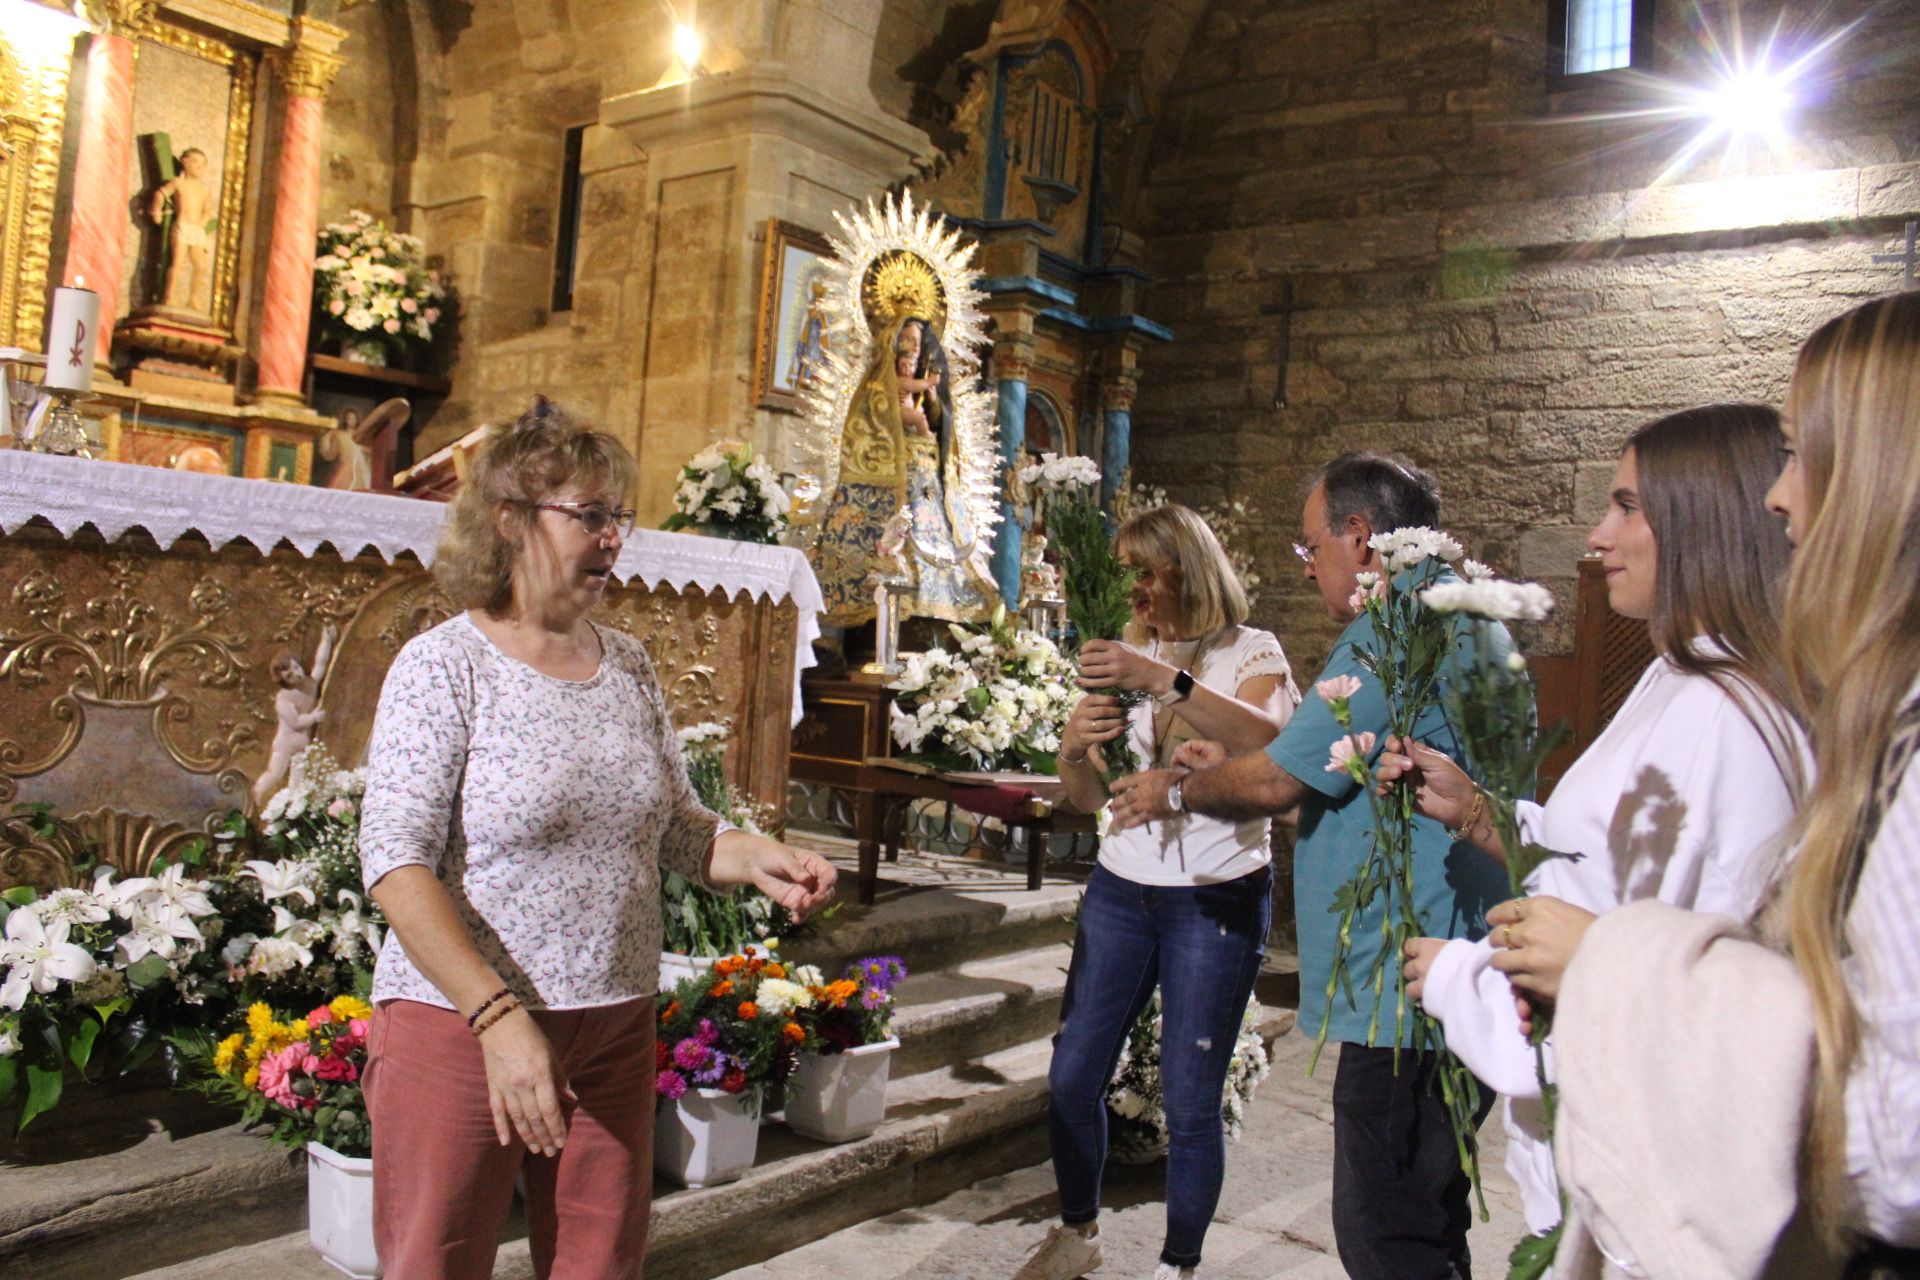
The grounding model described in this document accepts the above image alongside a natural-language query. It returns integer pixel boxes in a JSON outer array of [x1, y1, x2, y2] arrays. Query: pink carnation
[[655, 1069, 688, 1100], [328, 299, 345, 316], [349, 1018, 370, 1038], [313, 1054, 358, 1083], [257, 1044, 313, 1110], [326, 797, 354, 819], [401, 298, 418, 313], [383, 318, 401, 333], [307, 1005, 335, 1026], [425, 307, 441, 323], [1315, 676, 1363, 705], [1324, 732, 1378, 776]]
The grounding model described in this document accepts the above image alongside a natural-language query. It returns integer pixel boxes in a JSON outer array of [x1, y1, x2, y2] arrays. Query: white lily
[[242, 859, 317, 907], [33, 886, 111, 927], [2, 910, 97, 1010]]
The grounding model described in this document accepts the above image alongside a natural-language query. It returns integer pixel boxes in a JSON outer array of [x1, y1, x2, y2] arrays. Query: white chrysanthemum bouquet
[[663, 441, 792, 545], [313, 209, 447, 363], [1105, 991, 1271, 1160], [887, 606, 1079, 773]]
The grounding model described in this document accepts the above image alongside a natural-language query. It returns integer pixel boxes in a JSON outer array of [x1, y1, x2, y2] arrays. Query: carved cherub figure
[[253, 622, 338, 805], [874, 504, 914, 583]]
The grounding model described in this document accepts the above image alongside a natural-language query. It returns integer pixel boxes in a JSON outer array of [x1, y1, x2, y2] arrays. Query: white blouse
[[1097, 625, 1301, 887], [1422, 644, 1804, 1234], [359, 614, 724, 1010]]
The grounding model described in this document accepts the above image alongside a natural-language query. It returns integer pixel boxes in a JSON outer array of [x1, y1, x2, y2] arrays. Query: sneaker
[[1014, 1223, 1104, 1279], [1151, 1267, 1196, 1280]]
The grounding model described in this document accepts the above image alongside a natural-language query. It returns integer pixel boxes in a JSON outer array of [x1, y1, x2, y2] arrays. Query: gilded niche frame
[[128, 18, 256, 333], [753, 218, 836, 412]]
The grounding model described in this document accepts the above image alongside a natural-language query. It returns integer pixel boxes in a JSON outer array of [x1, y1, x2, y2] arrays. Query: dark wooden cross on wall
[[1874, 221, 1920, 288], [1262, 276, 1297, 409]]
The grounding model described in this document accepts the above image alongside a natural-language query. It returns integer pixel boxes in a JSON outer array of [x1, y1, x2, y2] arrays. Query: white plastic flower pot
[[783, 1037, 899, 1143], [307, 1141, 382, 1279], [654, 1087, 762, 1187], [658, 951, 721, 993]]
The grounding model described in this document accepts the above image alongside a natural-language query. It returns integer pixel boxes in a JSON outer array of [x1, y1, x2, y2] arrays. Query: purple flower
[[692, 1050, 733, 1087], [849, 955, 908, 995], [860, 988, 889, 1011], [673, 1039, 711, 1072], [695, 1017, 721, 1046], [656, 1069, 688, 1100]]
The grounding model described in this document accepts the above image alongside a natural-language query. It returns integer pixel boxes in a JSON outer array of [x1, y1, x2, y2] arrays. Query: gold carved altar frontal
[[0, 522, 796, 890]]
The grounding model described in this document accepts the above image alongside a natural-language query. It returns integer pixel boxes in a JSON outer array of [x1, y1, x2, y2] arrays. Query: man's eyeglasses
[[537, 501, 637, 537], [1293, 528, 1329, 566]]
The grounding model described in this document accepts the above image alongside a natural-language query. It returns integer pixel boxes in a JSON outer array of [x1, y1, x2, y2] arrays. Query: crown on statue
[[862, 250, 946, 332]]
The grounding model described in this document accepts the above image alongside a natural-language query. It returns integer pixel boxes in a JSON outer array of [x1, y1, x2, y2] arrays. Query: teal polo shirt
[[1266, 601, 1517, 1049]]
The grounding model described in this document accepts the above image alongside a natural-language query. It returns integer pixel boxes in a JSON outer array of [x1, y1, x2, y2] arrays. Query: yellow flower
[[246, 1003, 275, 1037], [213, 1033, 244, 1076], [242, 1065, 260, 1089], [330, 995, 373, 1022], [288, 1019, 309, 1043]]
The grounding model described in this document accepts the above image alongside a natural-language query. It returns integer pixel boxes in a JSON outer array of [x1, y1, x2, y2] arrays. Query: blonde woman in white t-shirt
[[1017, 503, 1301, 1280], [1380, 404, 1805, 1252]]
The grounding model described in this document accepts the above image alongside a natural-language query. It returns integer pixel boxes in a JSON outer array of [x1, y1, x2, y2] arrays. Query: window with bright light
[[1566, 0, 1635, 73]]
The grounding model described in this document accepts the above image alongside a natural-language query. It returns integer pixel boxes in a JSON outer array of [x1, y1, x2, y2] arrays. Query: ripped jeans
[[1047, 862, 1272, 1269]]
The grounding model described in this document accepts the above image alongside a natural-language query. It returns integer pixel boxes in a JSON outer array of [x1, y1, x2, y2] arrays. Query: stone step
[[126, 1005, 1299, 1280], [885, 941, 1071, 1077], [779, 843, 1083, 979]]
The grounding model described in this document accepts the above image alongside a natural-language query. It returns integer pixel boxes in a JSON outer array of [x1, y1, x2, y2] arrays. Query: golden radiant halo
[[862, 251, 946, 331]]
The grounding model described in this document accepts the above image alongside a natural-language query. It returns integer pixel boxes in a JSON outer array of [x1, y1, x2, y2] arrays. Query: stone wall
[[1132, 0, 1920, 670]]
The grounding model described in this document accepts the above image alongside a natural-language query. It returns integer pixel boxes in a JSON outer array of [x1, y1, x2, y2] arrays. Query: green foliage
[[1049, 489, 1146, 775]]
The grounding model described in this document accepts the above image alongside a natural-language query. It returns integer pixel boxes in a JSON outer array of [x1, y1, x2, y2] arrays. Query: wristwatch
[[1166, 778, 1185, 814], [1158, 668, 1196, 706]]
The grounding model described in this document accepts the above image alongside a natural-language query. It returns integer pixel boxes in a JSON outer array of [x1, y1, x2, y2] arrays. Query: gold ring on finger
[[1501, 923, 1515, 948]]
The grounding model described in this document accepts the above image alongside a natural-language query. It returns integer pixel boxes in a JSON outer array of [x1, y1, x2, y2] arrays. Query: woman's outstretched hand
[[747, 844, 839, 922]]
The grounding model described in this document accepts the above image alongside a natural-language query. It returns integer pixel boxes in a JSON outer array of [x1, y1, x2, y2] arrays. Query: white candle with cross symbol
[[44, 279, 99, 393]]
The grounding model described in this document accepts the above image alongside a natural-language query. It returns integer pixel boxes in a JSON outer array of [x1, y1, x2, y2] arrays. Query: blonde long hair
[[1114, 503, 1249, 643], [1776, 292, 1920, 1237]]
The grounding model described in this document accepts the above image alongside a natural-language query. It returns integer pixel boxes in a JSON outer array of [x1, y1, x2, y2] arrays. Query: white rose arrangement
[[663, 441, 792, 545], [313, 209, 447, 363]]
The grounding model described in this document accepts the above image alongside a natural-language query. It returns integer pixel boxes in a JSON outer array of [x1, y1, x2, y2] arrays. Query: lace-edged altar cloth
[[0, 450, 822, 724]]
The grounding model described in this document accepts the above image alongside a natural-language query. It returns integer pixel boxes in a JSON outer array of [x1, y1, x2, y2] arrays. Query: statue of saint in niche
[[146, 146, 216, 314]]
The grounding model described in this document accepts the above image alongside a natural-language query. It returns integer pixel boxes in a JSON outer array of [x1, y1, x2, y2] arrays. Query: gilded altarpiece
[[0, 31, 73, 350], [0, 528, 797, 891]]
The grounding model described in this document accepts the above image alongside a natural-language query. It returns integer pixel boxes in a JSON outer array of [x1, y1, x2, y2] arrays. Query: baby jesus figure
[[148, 147, 216, 314], [252, 623, 337, 805], [896, 344, 941, 438]]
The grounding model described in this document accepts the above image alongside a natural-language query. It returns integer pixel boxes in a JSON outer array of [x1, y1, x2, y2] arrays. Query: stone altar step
[[127, 1005, 1299, 1280]]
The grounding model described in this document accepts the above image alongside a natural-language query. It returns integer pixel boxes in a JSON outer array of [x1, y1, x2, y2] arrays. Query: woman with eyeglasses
[[357, 399, 837, 1279]]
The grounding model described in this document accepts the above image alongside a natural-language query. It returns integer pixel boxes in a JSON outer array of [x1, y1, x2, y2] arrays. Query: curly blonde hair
[[432, 398, 640, 613]]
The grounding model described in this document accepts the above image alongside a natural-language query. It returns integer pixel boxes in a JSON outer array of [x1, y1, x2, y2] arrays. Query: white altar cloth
[[0, 451, 822, 723]]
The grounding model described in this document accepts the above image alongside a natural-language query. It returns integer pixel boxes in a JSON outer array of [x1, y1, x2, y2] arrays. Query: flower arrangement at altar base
[[193, 996, 374, 1157], [886, 605, 1079, 773], [799, 955, 907, 1053], [1105, 991, 1270, 1161], [662, 722, 816, 960], [0, 745, 383, 1131], [313, 209, 447, 366], [656, 948, 813, 1103], [662, 441, 791, 545], [1314, 531, 1555, 1223]]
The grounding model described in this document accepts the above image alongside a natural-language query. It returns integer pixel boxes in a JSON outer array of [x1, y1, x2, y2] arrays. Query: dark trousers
[[1331, 1043, 1495, 1280], [1046, 863, 1272, 1269]]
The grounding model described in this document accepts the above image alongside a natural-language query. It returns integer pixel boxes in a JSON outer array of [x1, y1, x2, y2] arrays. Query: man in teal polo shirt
[[1112, 452, 1514, 1280]]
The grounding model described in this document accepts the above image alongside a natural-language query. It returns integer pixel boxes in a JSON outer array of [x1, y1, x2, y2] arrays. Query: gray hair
[[1307, 451, 1441, 534]]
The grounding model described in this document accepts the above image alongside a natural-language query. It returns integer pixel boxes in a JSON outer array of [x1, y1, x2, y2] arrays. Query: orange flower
[[715, 956, 744, 976], [737, 1002, 758, 1020], [660, 1000, 681, 1022], [782, 1022, 805, 1044], [747, 957, 765, 974], [709, 979, 735, 998], [764, 963, 786, 979], [823, 979, 859, 1006], [743, 946, 758, 958]]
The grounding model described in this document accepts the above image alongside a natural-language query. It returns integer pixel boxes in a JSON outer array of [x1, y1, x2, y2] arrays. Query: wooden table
[[789, 675, 1097, 904]]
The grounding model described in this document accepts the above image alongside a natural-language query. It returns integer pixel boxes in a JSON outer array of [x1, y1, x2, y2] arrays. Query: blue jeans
[[1047, 863, 1272, 1268]]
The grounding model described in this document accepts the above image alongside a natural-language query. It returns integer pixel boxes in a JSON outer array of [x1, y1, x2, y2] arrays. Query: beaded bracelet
[[472, 1000, 521, 1038], [465, 986, 512, 1029]]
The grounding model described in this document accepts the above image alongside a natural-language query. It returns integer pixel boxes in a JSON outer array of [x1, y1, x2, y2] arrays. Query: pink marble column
[[254, 92, 326, 401], [64, 32, 136, 366]]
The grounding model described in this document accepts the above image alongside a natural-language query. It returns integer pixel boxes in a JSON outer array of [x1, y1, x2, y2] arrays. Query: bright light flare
[[1687, 63, 1795, 146], [671, 23, 703, 72], [2, 0, 90, 63]]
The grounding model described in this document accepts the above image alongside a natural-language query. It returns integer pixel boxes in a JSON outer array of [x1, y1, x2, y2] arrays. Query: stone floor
[[714, 1028, 1531, 1280]]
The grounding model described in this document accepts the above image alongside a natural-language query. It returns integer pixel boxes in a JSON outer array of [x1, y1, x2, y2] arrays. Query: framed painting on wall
[[753, 219, 836, 411]]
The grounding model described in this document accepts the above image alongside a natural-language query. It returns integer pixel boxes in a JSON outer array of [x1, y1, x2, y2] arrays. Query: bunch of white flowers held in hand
[[663, 441, 792, 545], [888, 607, 1080, 772]]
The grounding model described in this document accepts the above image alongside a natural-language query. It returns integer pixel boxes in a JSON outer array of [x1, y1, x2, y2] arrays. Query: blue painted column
[[1100, 377, 1137, 513], [992, 371, 1029, 607]]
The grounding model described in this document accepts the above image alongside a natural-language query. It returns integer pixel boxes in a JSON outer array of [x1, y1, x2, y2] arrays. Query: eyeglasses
[[1293, 526, 1330, 566], [537, 501, 636, 537]]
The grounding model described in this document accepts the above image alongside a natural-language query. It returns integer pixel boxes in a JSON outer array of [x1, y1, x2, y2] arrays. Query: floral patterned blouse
[[359, 613, 725, 1010]]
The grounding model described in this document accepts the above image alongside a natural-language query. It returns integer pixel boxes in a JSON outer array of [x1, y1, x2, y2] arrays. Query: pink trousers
[[363, 997, 657, 1280]]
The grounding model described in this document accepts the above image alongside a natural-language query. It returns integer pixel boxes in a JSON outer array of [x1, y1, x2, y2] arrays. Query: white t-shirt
[[1096, 624, 1301, 887], [1422, 641, 1805, 1235]]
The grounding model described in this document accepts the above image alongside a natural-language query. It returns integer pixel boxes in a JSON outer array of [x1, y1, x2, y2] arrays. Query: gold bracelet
[[472, 1000, 522, 1038], [1449, 788, 1488, 841]]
